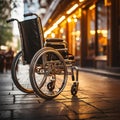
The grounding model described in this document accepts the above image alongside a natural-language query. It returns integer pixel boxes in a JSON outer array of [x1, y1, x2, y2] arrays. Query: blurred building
[[10, 0, 24, 51], [42, 0, 120, 72], [24, 0, 53, 19], [11, 0, 119, 72]]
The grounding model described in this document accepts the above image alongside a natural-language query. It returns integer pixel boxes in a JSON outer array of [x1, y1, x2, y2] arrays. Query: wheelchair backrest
[[19, 18, 44, 64]]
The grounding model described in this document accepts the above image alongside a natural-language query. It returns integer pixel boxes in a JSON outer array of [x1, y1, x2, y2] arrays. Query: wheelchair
[[7, 13, 79, 99]]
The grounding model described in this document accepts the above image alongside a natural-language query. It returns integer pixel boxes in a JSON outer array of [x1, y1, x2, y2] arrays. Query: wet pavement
[[0, 70, 120, 120]]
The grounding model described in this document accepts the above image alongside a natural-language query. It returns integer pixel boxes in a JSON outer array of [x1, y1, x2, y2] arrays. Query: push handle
[[6, 13, 39, 23], [24, 13, 34, 17], [24, 13, 38, 17], [6, 18, 16, 23]]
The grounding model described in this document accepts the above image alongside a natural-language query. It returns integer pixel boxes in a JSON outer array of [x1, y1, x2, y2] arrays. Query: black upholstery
[[45, 38, 74, 60], [46, 38, 63, 42], [45, 38, 68, 58], [19, 18, 42, 63]]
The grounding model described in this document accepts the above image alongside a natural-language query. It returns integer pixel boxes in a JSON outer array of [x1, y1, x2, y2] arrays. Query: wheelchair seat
[[44, 38, 74, 60], [46, 38, 64, 42]]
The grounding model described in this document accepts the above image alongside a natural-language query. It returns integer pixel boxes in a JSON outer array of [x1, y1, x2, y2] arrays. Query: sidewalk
[[0, 70, 120, 120]]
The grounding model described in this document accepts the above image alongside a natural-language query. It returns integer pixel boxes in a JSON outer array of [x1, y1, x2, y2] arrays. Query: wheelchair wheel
[[29, 47, 68, 99], [11, 51, 33, 93]]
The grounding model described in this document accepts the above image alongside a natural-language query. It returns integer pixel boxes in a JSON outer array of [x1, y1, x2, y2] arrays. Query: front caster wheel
[[71, 82, 79, 96], [47, 81, 55, 91]]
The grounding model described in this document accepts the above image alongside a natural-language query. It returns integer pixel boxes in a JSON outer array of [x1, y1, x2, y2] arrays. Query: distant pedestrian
[[4, 47, 14, 71], [0, 50, 5, 73]]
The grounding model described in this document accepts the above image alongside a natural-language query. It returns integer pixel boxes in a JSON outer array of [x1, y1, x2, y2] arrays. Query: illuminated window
[[87, 4, 95, 57], [97, 0, 108, 55], [87, 0, 111, 57], [67, 10, 81, 57], [59, 21, 66, 39]]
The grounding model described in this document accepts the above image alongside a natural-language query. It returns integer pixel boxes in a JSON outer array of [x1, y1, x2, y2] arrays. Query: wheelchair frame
[[7, 13, 79, 99]]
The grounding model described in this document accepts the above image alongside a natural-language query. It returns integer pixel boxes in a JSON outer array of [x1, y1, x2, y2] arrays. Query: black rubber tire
[[11, 51, 33, 93]]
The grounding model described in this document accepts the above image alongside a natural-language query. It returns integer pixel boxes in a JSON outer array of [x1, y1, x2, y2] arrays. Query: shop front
[[80, 0, 111, 69], [43, 0, 120, 70]]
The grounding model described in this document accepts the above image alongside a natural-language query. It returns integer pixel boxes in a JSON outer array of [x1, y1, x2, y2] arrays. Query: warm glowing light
[[90, 30, 107, 37], [72, 32, 76, 35], [44, 16, 65, 37], [62, 35, 66, 39], [60, 28, 64, 33], [66, 4, 78, 14], [44, 33, 47, 38], [73, 14, 76, 18], [76, 31, 80, 35], [67, 18, 71, 22], [101, 30, 108, 37], [44, 25, 58, 37], [49, 25, 58, 31], [76, 37, 80, 41], [89, 4, 95, 10], [79, 0, 84, 2], [97, 30, 108, 37], [71, 31, 81, 36], [97, 30, 101, 34], [54, 16, 65, 26], [104, 0, 111, 6], [90, 30, 95, 35], [51, 33, 55, 38], [0, 45, 7, 50], [74, 18, 77, 22]]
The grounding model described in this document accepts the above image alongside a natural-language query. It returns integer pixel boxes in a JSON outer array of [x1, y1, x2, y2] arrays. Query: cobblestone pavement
[[0, 71, 120, 120]]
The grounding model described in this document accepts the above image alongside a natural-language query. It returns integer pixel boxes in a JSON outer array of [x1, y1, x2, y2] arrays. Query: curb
[[73, 66, 120, 79]]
